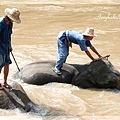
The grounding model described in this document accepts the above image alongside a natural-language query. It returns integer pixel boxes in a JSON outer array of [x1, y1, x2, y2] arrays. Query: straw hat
[[82, 27, 97, 37], [5, 8, 21, 23]]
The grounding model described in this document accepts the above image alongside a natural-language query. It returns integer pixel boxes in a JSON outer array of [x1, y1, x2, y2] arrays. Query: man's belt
[[66, 30, 72, 48]]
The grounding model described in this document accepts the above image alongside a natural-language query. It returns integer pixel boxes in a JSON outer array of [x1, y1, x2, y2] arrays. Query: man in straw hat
[[52, 28, 102, 75], [0, 8, 21, 89]]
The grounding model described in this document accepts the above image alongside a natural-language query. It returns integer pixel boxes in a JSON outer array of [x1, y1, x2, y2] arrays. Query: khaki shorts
[[0, 54, 12, 68]]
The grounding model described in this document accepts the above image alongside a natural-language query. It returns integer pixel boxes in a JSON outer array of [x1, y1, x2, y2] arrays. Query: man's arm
[[90, 46, 102, 58], [85, 50, 95, 61], [9, 37, 13, 52]]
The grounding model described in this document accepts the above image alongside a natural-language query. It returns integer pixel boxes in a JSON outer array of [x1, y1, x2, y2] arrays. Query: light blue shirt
[[68, 30, 92, 51]]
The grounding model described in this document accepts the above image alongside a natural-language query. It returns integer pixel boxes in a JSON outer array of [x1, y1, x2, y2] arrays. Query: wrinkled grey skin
[[15, 59, 120, 90], [0, 80, 31, 111], [71, 60, 120, 89]]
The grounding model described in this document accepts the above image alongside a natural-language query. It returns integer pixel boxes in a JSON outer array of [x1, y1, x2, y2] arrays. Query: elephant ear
[[88, 59, 118, 85], [87, 59, 107, 84]]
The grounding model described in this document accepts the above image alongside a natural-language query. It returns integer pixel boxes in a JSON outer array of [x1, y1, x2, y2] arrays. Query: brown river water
[[0, 0, 120, 120]]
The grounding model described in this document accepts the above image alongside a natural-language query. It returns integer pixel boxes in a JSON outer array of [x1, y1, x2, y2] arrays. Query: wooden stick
[[11, 52, 20, 72]]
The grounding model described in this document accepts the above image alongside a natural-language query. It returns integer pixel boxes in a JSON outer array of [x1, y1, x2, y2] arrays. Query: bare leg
[[3, 64, 9, 86], [0, 68, 2, 81], [0, 70, 2, 88], [3, 64, 12, 90], [0, 68, 2, 73], [0, 68, 3, 89]]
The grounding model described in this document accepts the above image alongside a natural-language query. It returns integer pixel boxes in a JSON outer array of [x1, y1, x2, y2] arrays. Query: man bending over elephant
[[52, 27, 102, 75]]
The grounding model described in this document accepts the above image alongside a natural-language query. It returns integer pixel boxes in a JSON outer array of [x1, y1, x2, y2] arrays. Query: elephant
[[0, 80, 31, 111], [14, 58, 120, 90]]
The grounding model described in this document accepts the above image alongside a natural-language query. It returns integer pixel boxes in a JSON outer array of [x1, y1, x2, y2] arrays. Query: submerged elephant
[[0, 80, 31, 111], [15, 59, 120, 90]]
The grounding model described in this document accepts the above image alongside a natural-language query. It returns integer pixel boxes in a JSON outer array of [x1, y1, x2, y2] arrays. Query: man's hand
[[91, 58, 100, 63], [9, 47, 13, 52], [97, 53, 102, 58], [92, 58, 99, 62], [68, 41, 72, 48]]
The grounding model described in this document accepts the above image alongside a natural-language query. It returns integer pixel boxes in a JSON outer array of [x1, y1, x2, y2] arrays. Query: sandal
[[3, 84, 12, 90]]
